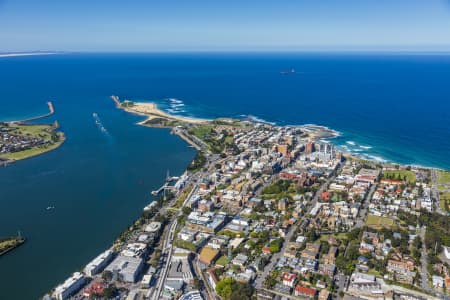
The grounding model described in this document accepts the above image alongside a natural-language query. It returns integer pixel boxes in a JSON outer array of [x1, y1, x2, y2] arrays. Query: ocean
[[0, 52, 449, 299]]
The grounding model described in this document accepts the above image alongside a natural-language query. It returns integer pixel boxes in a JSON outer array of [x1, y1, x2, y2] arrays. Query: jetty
[[151, 170, 178, 196], [11, 101, 55, 124]]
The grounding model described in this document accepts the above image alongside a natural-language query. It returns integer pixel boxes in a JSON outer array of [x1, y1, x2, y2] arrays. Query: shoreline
[[0, 52, 58, 58], [0, 102, 65, 165], [111, 96, 446, 171], [110, 95, 211, 125]]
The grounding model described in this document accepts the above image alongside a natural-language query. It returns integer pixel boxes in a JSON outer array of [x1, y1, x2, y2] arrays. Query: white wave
[[346, 141, 356, 146], [359, 145, 372, 150], [365, 155, 388, 163], [246, 115, 276, 125], [171, 103, 185, 107], [168, 98, 183, 104]]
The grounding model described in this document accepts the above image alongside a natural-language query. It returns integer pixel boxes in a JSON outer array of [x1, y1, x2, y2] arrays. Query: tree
[[216, 278, 234, 299], [102, 285, 117, 299], [216, 278, 254, 300], [102, 270, 113, 282]]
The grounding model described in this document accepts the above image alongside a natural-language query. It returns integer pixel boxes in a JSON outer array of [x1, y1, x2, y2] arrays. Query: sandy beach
[[121, 100, 210, 125]]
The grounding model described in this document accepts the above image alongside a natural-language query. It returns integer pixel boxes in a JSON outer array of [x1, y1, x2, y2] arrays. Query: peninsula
[[48, 97, 450, 300], [0, 102, 65, 165]]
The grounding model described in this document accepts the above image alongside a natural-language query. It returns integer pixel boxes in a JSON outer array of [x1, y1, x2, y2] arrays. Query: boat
[[280, 69, 296, 75], [46, 206, 55, 210]]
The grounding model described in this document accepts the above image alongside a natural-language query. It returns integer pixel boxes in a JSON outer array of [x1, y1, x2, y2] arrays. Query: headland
[[111, 95, 210, 126], [0, 102, 65, 165]]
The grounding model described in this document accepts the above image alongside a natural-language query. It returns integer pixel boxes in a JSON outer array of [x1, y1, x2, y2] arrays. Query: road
[[431, 168, 448, 215], [151, 181, 200, 299], [255, 161, 345, 290], [354, 179, 378, 228], [419, 226, 430, 292], [418, 226, 450, 300]]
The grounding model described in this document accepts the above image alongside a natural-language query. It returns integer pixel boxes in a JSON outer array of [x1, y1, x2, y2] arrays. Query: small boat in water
[[280, 69, 296, 75], [46, 206, 55, 210]]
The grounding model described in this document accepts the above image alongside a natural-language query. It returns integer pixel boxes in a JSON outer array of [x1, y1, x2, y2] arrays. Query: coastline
[[0, 102, 65, 165], [0, 52, 58, 58], [111, 95, 445, 171], [110, 95, 210, 125]]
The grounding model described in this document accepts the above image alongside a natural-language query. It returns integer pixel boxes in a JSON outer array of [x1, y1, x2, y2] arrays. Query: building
[[105, 255, 144, 283], [179, 290, 204, 300], [199, 246, 220, 265], [444, 246, 450, 260], [144, 221, 162, 233], [305, 141, 315, 154], [294, 285, 317, 298], [318, 289, 331, 300], [349, 272, 382, 292], [53, 272, 86, 300], [84, 249, 114, 276], [276, 144, 288, 156], [282, 272, 297, 288], [278, 198, 287, 211]]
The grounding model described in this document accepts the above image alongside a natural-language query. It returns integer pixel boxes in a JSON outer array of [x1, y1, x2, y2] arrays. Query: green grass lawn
[[437, 171, 450, 186], [216, 255, 230, 267], [320, 233, 348, 241], [0, 124, 65, 161], [190, 125, 214, 139], [440, 192, 450, 211], [383, 170, 416, 183], [366, 215, 395, 228]]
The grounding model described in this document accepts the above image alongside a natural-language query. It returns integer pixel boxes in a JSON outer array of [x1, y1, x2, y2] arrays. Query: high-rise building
[[305, 141, 315, 154]]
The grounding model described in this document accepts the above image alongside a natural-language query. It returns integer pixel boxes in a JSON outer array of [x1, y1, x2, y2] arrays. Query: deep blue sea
[[0, 53, 449, 299]]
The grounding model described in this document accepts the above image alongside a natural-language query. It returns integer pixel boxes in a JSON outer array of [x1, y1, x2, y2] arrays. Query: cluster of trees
[[398, 210, 450, 254], [187, 151, 207, 171], [269, 238, 282, 253], [262, 179, 292, 195], [215, 278, 254, 300]]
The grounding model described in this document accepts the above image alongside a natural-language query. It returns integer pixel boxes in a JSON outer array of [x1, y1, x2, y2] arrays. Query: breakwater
[[10, 102, 55, 124]]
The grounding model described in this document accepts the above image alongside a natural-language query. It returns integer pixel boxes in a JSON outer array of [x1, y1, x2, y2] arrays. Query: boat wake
[[93, 113, 109, 135]]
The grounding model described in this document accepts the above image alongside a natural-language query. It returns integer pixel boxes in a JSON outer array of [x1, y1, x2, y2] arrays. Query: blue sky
[[1, 0, 450, 52]]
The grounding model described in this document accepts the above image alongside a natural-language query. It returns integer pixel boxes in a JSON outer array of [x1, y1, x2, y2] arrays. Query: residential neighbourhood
[[46, 120, 450, 300]]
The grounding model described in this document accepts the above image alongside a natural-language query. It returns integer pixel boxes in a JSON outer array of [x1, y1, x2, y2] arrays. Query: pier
[[11, 101, 55, 124], [151, 170, 179, 196], [151, 183, 176, 196]]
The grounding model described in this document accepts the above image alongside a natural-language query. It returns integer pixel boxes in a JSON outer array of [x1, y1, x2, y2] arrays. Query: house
[[294, 285, 317, 298], [318, 289, 331, 300], [318, 264, 336, 277], [282, 272, 297, 288], [432, 275, 444, 289]]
